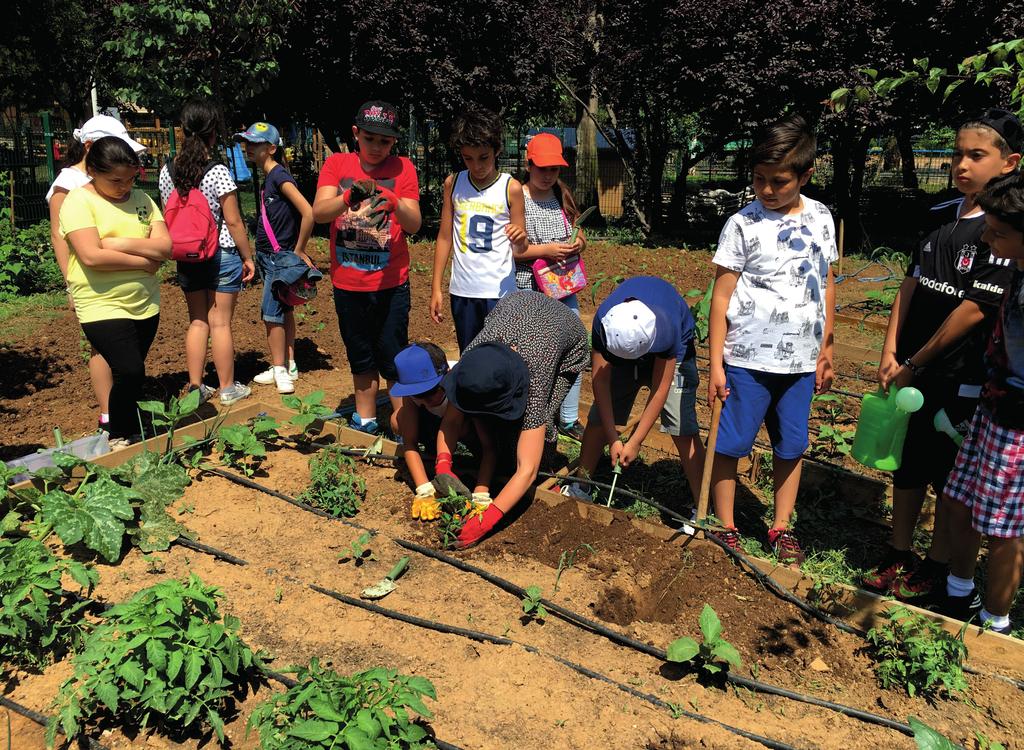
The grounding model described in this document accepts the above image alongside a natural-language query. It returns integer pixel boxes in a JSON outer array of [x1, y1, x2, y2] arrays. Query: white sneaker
[[254, 361, 298, 385], [274, 368, 295, 394], [561, 482, 592, 501], [219, 382, 252, 406]]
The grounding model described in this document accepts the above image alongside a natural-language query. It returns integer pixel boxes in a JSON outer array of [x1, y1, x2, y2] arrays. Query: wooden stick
[[696, 396, 723, 521]]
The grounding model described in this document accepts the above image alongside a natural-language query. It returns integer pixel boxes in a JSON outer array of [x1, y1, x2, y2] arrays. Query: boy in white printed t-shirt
[[430, 107, 527, 352], [707, 114, 837, 565]]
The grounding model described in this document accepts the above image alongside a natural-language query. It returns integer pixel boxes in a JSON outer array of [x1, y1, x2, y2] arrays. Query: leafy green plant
[[436, 490, 470, 549], [0, 537, 97, 669], [666, 604, 742, 675], [282, 391, 333, 438], [810, 394, 855, 457], [690, 281, 714, 343], [34, 451, 191, 562], [521, 585, 548, 623], [247, 657, 437, 749], [0, 212, 64, 301], [215, 418, 279, 476], [973, 731, 1007, 750], [297, 447, 366, 518], [137, 389, 202, 454], [339, 531, 377, 566], [867, 605, 969, 698], [908, 716, 961, 750], [48, 574, 267, 748], [553, 543, 595, 593]]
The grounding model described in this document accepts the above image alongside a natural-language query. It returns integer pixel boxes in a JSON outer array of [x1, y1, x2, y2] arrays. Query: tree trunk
[[669, 139, 690, 228], [576, 82, 601, 220], [897, 128, 919, 190]]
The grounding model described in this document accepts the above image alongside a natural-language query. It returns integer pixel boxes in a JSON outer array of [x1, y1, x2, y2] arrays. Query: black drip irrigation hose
[[544, 473, 1024, 692], [174, 535, 248, 566], [389, 538, 914, 737], [0, 695, 108, 750], [205, 466, 1023, 714], [309, 581, 798, 750]]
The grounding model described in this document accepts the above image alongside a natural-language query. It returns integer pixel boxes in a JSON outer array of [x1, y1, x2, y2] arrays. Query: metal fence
[[0, 111, 957, 228]]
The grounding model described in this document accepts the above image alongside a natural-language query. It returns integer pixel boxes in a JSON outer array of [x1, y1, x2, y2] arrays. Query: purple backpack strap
[[260, 189, 282, 253]]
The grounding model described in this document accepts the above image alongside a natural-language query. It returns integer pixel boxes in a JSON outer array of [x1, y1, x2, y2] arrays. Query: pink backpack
[[164, 160, 222, 262]]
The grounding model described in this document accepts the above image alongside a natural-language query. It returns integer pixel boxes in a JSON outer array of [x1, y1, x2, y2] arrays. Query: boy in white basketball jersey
[[430, 107, 527, 351]]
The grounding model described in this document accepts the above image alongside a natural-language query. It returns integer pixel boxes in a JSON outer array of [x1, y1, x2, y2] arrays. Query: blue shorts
[[450, 295, 499, 352], [177, 247, 242, 294], [716, 365, 816, 460], [333, 282, 410, 380], [256, 250, 293, 324]]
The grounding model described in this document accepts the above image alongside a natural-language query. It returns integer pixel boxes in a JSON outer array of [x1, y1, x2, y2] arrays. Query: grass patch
[[0, 291, 67, 343]]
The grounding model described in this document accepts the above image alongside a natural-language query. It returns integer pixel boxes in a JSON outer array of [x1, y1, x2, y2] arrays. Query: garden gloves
[[469, 491, 492, 514], [432, 452, 470, 498], [412, 482, 441, 521], [457, 504, 504, 548], [366, 186, 399, 229], [343, 178, 377, 209]]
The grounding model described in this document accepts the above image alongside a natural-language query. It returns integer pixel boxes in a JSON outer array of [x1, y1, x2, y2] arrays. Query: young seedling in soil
[[810, 394, 855, 458], [436, 489, 471, 549], [908, 716, 970, 750], [339, 531, 377, 566], [48, 574, 267, 748], [666, 604, 743, 676], [214, 418, 280, 477], [282, 390, 333, 440], [521, 585, 548, 623], [552, 543, 595, 593], [867, 605, 968, 699], [297, 446, 366, 518], [246, 656, 436, 749], [137, 388, 201, 455]]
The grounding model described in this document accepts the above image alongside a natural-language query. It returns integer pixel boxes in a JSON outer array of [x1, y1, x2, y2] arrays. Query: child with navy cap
[[566, 276, 704, 501], [391, 342, 460, 521]]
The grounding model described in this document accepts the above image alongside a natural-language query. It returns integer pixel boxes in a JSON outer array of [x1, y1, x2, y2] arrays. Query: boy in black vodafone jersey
[[862, 109, 1023, 604]]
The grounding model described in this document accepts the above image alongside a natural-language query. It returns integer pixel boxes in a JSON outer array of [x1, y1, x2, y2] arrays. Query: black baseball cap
[[354, 100, 400, 138], [974, 108, 1024, 155], [442, 343, 530, 421]]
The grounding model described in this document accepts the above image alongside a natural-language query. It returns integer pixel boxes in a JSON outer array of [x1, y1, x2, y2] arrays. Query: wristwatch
[[902, 357, 923, 375]]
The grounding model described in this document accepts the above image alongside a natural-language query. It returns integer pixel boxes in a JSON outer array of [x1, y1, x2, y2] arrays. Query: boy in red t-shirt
[[313, 100, 422, 434]]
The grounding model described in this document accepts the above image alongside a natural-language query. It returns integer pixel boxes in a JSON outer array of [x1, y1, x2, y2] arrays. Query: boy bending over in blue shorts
[[707, 114, 837, 565]]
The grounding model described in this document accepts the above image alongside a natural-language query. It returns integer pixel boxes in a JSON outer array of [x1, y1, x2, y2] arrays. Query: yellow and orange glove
[[411, 482, 440, 521]]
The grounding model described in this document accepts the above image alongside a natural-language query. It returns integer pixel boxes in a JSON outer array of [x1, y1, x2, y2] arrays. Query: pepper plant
[[247, 657, 437, 749], [48, 574, 267, 748], [666, 604, 743, 676], [282, 391, 333, 439], [297, 447, 366, 518], [215, 418, 280, 477], [0, 537, 97, 669]]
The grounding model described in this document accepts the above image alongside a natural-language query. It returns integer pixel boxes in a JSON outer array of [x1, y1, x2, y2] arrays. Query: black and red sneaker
[[712, 526, 742, 552], [768, 527, 805, 566], [893, 558, 948, 607], [861, 548, 920, 594]]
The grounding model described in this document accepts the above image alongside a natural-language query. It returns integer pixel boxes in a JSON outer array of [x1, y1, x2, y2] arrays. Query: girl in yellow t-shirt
[[60, 136, 172, 446]]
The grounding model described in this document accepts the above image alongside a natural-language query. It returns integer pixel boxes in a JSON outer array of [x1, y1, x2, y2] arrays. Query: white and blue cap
[[601, 299, 657, 359], [233, 121, 281, 145]]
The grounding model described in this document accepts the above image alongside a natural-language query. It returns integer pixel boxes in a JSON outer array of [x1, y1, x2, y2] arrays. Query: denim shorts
[[257, 251, 292, 324], [716, 364, 816, 460], [333, 282, 410, 379], [177, 246, 243, 294]]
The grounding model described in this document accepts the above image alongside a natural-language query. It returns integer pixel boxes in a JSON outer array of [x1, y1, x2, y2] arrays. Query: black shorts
[[893, 378, 979, 494], [332, 282, 410, 380]]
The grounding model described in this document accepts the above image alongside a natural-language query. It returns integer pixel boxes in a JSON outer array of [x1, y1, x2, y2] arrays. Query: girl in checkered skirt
[[942, 173, 1024, 635]]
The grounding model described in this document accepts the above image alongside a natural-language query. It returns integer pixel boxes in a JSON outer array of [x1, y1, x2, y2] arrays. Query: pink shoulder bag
[[531, 208, 587, 300]]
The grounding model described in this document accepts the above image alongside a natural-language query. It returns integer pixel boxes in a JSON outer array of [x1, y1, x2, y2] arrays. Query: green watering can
[[851, 386, 925, 471]]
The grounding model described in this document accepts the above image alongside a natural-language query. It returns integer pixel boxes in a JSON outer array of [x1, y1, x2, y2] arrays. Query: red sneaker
[[893, 558, 948, 607], [768, 527, 805, 566], [861, 549, 920, 594], [712, 526, 741, 552]]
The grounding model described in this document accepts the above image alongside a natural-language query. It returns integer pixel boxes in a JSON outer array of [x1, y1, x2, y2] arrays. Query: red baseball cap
[[527, 132, 569, 167]]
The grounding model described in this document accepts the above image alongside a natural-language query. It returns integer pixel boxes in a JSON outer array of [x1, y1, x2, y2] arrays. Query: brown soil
[[4, 437, 1022, 749]]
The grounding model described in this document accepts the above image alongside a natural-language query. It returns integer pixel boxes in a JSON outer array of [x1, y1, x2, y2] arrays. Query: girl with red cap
[[514, 132, 588, 440]]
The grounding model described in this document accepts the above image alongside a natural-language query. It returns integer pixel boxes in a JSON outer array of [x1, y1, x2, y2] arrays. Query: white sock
[[99, 413, 110, 424], [980, 609, 1010, 630], [288, 359, 297, 371], [946, 574, 975, 598]]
